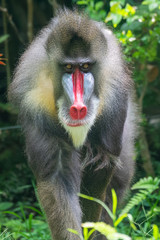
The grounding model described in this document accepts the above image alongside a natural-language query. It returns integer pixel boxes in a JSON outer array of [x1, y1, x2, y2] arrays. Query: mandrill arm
[[24, 125, 82, 240]]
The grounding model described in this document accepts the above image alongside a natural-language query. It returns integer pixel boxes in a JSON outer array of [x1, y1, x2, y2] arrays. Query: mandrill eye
[[64, 64, 74, 73], [80, 63, 90, 72]]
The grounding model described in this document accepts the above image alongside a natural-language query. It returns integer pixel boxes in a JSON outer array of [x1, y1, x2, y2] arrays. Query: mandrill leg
[[37, 178, 82, 240], [80, 152, 134, 240], [80, 161, 116, 240]]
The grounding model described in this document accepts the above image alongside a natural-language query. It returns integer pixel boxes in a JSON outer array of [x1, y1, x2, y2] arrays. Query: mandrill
[[9, 10, 137, 240]]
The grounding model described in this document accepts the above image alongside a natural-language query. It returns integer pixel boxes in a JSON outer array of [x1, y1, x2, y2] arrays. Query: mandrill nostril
[[80, 106, 87, 119], [70, 106, 78, 119], [70, 105, 87, 120]]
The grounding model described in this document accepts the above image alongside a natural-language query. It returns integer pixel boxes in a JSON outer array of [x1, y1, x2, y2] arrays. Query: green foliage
[[82, 222, 131, 240], [0, 34, 9, 44], [77, 0, 107, 21], [105, 0, 160, 66], [0, 205, 50, 240], [152, 224, 160, 240], [68, 228, 84, 240], [78, 193, 114, 220], [4, 175, 160, 240], [75, 177, 160, 240], [121, 177, 160, 215], [77, 191, 132, 239], [106, 1, 135, 27], [68, 222, 131, 240], [0, 202, 13, 211]]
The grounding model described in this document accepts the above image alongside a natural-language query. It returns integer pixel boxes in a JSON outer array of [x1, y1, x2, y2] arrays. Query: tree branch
[[1, 0, 11, 86], [0, 6, 25, 45], [27, 0, 33, 42], [138, 72, 155, 176]]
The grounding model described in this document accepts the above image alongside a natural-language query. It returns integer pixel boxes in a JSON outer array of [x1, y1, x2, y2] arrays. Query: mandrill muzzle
[[62, 68, 94, 120]]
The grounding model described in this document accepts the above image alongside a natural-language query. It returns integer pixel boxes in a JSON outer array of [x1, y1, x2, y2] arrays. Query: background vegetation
[[0, 0, 160, 239]]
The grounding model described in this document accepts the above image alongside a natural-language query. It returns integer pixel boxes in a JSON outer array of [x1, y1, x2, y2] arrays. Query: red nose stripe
[[70, 69, 87, 120]]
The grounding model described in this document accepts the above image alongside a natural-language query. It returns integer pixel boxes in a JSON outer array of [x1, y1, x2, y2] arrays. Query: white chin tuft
[[64, 124, 90, 148], [57, 96, 100, 148]]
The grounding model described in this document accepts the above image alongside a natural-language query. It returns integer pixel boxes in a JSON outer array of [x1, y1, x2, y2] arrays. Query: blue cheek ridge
[[83, 73, 94, 103], [62, 73, 74, 104], [62, 73, 94, 105]]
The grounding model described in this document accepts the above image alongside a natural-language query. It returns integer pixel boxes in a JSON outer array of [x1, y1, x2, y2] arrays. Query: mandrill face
[[56, 59, 100, 148]]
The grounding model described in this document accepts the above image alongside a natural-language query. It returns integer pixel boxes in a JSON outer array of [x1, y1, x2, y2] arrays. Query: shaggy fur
[[9, 10, 138, 240]]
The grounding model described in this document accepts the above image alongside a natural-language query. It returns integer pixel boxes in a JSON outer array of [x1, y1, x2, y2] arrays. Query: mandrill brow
[[8, 9, 138, 240]]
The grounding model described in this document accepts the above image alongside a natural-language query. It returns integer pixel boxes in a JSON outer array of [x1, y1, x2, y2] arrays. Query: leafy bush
[[69, 177, 160, 240]]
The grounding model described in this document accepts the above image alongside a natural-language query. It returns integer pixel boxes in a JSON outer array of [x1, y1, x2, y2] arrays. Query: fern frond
[[132, 177, 160, 190], [120, 177, 160, 215]]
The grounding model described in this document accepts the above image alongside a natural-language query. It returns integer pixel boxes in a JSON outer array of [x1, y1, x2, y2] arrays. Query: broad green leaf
[[112, 13, 122, 26], [153, 224, 160, 240], [0, 202, 13, 211], [0, 34, 9, 43], [149, 3, 158, 11], [125, 4, 136, 15], [105, 12, 113, 23], [132, 51, 140, 58], [77, 0, 88, 5], [95, 1, 104, 11], [110, 2, 122, 13], [126, 30, 133, 38], [143, 0, 156, 5], [120, 0, 125, 6], [119, 8, 128, 17]]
